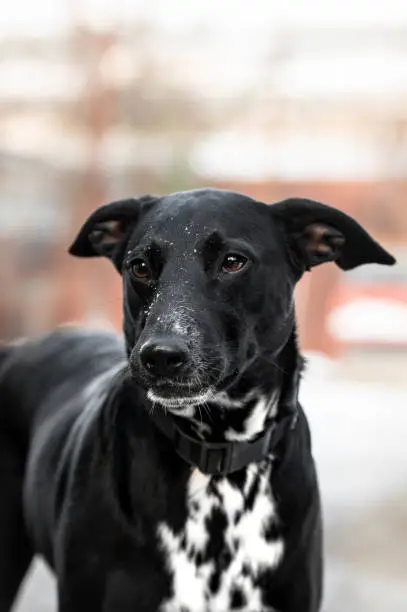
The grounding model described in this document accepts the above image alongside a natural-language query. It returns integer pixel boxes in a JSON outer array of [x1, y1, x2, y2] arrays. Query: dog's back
[[0, 329, 127, 494], [0, 329, 126, 609], [1, 329, 124, 431]]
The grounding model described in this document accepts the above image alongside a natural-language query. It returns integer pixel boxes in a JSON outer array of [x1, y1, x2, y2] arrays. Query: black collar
[[150, 409, 298, 476]]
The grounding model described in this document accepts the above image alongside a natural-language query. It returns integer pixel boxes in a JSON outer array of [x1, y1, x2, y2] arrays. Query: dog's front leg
[[58, 579, 105, 612], [57, 558, 106, 612]]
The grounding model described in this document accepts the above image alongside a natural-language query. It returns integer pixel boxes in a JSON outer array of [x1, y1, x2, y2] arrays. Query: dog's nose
[[139, 339, 189, 378]]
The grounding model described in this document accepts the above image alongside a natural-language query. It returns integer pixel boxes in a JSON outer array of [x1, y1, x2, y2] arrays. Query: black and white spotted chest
[[157, 459, 283, 612]]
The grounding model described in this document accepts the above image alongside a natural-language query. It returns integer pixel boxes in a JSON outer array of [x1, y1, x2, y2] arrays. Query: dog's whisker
[[268, 360, 289, 376], [202, 401, 212, 422]]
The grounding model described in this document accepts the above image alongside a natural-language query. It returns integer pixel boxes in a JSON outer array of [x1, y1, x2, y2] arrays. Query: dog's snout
[[139, 338, 189, 378]]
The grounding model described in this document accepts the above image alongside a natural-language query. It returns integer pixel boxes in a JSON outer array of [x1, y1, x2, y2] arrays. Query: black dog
[[0, 189, 395, 612]]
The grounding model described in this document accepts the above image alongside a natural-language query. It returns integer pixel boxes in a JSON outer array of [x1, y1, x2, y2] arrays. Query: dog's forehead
[[134, 189, 274, 244]]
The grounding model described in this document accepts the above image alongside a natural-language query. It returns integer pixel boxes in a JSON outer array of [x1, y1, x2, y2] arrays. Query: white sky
[[1, 0, 407, 36]]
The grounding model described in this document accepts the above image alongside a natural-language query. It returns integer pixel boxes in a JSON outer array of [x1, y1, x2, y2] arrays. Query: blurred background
[[0, 1, 406, 610]]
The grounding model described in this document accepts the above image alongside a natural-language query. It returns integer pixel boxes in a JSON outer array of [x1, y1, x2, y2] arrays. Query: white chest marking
[[158, 462, 283, 612]]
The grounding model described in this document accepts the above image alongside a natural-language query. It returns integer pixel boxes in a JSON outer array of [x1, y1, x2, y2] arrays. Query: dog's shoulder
[[0, 327, 127, 441], [2, 327, 125, 388]]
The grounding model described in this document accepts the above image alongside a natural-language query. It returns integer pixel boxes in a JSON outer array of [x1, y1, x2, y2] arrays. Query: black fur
[[0, 189, 395, 612]]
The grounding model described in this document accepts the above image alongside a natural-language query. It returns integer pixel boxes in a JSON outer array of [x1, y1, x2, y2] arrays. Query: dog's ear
[[270, 198, 396, 272], [69, 196, 157, 270]]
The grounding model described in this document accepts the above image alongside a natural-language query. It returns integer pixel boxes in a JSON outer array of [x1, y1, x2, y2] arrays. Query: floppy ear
[[270, 198, 396, 272], [69, 196, 157, 270]]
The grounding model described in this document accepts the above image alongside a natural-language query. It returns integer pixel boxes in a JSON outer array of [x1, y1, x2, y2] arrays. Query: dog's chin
[[146, 388, 212, 417], [143, 366, 242, 415]]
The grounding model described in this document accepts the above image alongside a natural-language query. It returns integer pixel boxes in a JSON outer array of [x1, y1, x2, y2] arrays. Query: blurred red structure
[[1, 18, 407, 357], [1, 174, 404, 357]]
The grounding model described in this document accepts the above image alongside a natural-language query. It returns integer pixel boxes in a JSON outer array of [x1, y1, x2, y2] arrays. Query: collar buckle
[[199, 441, 235, 475]]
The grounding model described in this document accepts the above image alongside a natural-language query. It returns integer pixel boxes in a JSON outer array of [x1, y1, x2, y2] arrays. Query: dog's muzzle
[[139, 337, 190, 379], [130, 334, 229, 410], [131, 336, 204, 398]]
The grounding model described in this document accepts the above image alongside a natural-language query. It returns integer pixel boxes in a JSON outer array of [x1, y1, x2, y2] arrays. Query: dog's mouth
[[147, 388, 212, 414], [145, 368, 240, 414]]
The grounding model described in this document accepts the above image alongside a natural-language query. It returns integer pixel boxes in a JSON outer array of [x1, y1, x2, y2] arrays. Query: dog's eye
[[130, 259, 152, 280], [221, 253, 248, 274]]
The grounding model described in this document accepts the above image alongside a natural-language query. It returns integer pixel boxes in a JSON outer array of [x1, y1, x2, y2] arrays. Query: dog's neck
[[188, 388, 280, 443], [148, 329, 303, 444], [103, 331, 303, 516]]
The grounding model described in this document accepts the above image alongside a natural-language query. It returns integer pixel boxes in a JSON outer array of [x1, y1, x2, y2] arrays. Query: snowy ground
[[13, 354, 407, 612]]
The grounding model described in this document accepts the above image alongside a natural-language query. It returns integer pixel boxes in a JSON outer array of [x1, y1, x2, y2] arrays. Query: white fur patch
[[210, 390, 259, 409], [225, 396, 267, 442], [224, 392, 279, 442], [158, 461, 283, 612]]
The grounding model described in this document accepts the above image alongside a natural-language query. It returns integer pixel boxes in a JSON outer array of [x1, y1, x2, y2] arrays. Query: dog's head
[[70, 189, 395, 418]]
